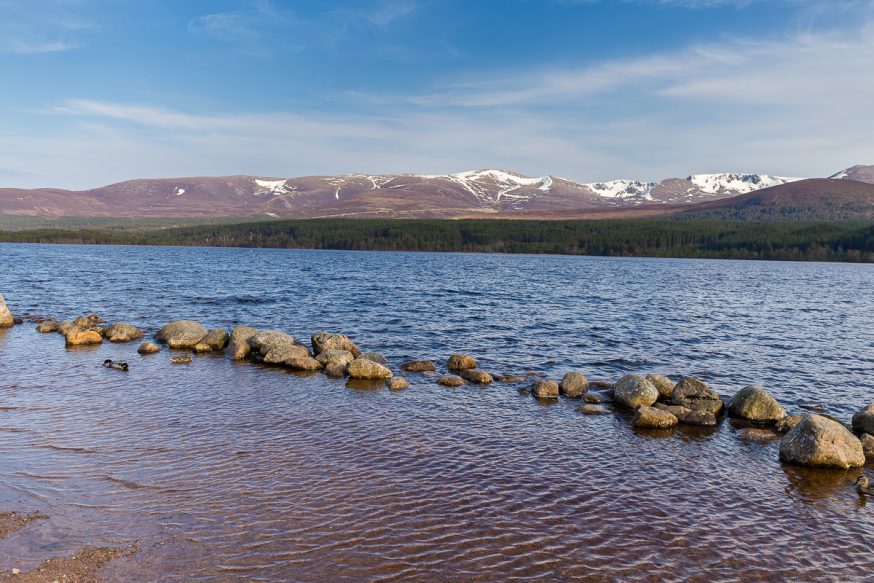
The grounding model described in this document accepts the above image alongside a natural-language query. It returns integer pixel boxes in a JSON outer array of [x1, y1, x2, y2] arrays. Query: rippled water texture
[[1, 244, 873, 581]]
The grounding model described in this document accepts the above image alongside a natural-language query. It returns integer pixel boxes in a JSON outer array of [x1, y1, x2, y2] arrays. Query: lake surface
[[0, 244, 873, 581]]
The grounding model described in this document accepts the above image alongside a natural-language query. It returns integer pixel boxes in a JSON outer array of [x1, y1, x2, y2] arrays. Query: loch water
[[1, 243, 873, 581]]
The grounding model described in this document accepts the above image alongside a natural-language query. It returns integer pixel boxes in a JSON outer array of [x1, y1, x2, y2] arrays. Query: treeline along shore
[[2, 218, 874, 262]]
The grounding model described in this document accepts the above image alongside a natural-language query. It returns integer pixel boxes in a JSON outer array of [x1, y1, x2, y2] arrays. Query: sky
[[1, 0, 873, 189]]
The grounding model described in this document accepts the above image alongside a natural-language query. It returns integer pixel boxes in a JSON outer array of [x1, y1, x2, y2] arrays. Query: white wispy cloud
[[0, 0, 98, 54]]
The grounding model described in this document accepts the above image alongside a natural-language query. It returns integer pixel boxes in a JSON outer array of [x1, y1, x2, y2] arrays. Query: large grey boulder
[[633, 406, 678, 429], [614, 375, 658, 409], [311, 332, 361, 358], [654, 403, 717, 426], [646, 374, 675, 400], [559, 372, 588, 398], [0, 293, 14, 328], [228, 325, 259, 360], [106, 323, 145, 343], [156, 320, 208, 349], [779, 414, 865, 469], [852, 404, 874, 435], [249, 331, 297, 356], [264, 344, 309, 365], [347, 358, 393, 379], [671, 377, 724, 415], [201, 328, 229, 351], [728, 386, 786, 422]]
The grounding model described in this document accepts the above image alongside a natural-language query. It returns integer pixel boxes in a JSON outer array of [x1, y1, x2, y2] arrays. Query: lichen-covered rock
[[137, 341, 161, 355], [201, 328, 229, 351], [671, 377, 724, 415], [614, 374, 659, 409], [460, 369, 494, 384], [311, 332, 361, 358], [316, 349, 355, 368], [0, 293, 13, 328], [57, 321, 78, 336], [633, 406, 679, 428], [728, 386, 786, 422], [401, 360, 436, 372], [559, 372, 588, 398], [156, 320, 208, 349], [249, 331, 296, 356], [359, 352, 388, 365], [531, 379, 559, 399], [73, 316, 96, 329], [285, 356, 323, 371], [852, 404, 874, 435], [779, 414, 865, 469], [347, 358, 393, 379], [107, 323, 144, 343], [775, 414, 804, 433], [646, 374, 675, 400], [437, 375, 465, 387], [386, 377, 410, 390], [323, 362, 347, 378], [228, 325, 259, 360], [264, 344, 310, 365], [447, 354, 477, 371], [861, 434, 874, 459], [36, 319, 59, 333], [64, 329, 103, 346]]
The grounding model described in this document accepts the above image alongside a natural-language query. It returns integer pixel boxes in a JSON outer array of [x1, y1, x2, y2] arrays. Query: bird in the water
[[854, 476, 874, 496], [103, 359, 129, 371]]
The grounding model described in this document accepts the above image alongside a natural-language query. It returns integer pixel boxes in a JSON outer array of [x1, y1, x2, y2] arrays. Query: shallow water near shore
[[1, 243, 873, 581]]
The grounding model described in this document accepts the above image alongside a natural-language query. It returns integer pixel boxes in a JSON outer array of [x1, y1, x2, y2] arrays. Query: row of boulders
[[20, 305, 874, 471]]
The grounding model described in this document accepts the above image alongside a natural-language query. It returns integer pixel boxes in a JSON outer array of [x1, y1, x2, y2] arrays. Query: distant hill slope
[[681, 179, 874, 220]]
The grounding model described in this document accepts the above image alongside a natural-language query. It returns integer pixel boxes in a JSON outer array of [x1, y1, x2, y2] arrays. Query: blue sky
[[1, 0, 873, 189]]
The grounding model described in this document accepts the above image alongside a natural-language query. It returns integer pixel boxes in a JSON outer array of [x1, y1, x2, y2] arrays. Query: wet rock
[[250, 331, 297, 356], [590, 381, 614, 389], [653, 403, 717, 426], [495, 375, 524, 383], [387, 377, 410, 390], [583, 393, 604, 404], [775, 415, 803, 433], [359, 352, 388, 365], [728, 386, 786, 422], [559, 372, 588, 398], [437, 375, 465, 387], [171, 355, 192, 365], [57, 321, 78, 336], [671, 377, 724, 415], [193, 343, 213, 354], [852, 404, 874, 435], [447, 354, 477, 371], [137, 342, 161, 355], [460, 369, 494, 384], [614, 374, 658, 409], [578, 404, 609, 415], [202, 328, 229, 351], [156, 320, 208, 349], [646, 374, 675, 400], [347, 358, 393, 380], [64, 329, 103, 346], [401, 360, 436, 372], [285, 356, 323, 371], [779, 414, 865, 469], [311, 332, 361, 358], [323, 362, 348, 378], [531, 379, 559, 399], [861, 433, 874, 459], [229, 325, 259, 360], [106, 323, 144, 343], [737, 428, 779, 442], [315, 349, 355, 368], [73, 316, 96, 329], [632, 406, 679, 429], [36, 319, 59, 333], [264, 344, 310, 365]]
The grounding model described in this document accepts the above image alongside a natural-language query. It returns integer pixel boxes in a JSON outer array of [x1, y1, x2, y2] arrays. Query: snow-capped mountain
[[0, 166, 869, 219]]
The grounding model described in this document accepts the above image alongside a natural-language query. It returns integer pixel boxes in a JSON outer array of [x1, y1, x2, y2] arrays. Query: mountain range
[[1, 165, 873, 221]]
